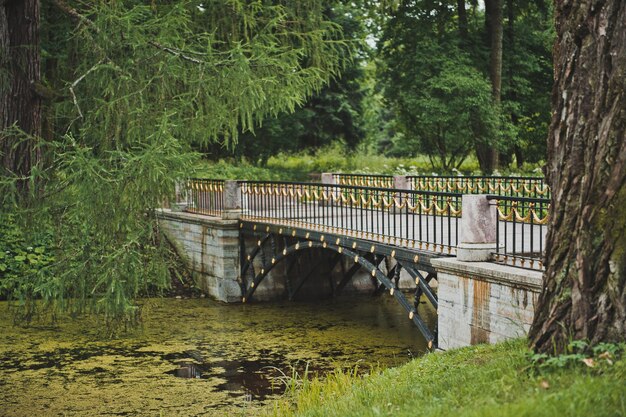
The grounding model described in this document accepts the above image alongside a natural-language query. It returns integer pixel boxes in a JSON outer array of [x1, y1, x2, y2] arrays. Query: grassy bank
[[196, 144, 545, 181], [270, 339, 626, 417]]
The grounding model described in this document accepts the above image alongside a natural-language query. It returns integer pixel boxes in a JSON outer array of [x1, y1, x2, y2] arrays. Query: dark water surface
[[0, 295, 435, 416]]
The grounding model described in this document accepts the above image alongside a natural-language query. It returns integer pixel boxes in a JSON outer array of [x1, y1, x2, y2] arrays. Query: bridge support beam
[[432, 258, 541, 350]]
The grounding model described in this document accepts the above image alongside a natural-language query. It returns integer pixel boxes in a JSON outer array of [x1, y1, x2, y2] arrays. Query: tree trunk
[[503, 0, 520, 168], [457, 0, 468, 40], [0, 0, 42, 197], [529, 1, 626, 354], [486, 0, 503, 104], [476, 0, 503, 174]]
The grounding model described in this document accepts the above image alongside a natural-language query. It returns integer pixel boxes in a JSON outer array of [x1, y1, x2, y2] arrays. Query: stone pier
[[158, 210, 242, 302], [432, 258, 542, 350], [157, 208, 398, 303], [432, 194, 542, 350]]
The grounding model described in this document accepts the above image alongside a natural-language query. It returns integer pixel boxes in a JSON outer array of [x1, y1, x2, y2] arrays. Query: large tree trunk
[[529, 1, 626, 354], [476, 0, 503, 174], [0, 0, 42, 197]]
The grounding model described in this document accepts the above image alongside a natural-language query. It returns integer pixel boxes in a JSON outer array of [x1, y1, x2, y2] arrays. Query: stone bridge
[[158, 175, 549, 350]]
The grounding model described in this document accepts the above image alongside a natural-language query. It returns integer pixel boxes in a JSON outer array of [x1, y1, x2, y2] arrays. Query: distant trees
[[201, 1, 368, 164], [377, 0, 553, 172]]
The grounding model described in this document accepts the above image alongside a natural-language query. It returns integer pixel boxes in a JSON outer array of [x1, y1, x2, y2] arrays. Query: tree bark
[[529, 1, 626, 353], [486, 0, 503, 104], [457, 0, 468, 40], [476, 0, 503, 174], [0, 0, 42, 197]]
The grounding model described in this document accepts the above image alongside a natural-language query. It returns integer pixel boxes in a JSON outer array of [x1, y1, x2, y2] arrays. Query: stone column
[[390, 175, 409, 213], [321, 172, 335, 185], [320, 173, 336, 207], [171, 181, 189, 212], [222, 180, 242, 220], [456, 195, 497, 261], [393, 175, 408, 190]]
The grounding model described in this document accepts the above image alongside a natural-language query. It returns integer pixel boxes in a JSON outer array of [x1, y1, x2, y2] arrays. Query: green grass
[[266, 143, 484, 175], [269, 339, 626, 417], [194, 159, 310, 181], [196, 143, 545, 181]]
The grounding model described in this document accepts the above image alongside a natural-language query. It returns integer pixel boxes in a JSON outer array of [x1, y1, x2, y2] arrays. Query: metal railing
[[408, 175, 549, 198], [332, 173, 395, 188], [487, 195, 550, 269], [239, 180, 461, 254], [184, 178, 225, 216], [178, 178, 550, 270], [329, 173, 549, 198]]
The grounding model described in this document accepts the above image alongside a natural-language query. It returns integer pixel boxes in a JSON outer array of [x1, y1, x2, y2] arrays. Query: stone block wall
[[157, 210, 242, 302], [431, 258, 542, 350]]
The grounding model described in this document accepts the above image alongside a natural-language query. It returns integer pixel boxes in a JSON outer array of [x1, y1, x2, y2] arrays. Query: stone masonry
[[432, 258, 542, 350], [157, 209, 242, 302]]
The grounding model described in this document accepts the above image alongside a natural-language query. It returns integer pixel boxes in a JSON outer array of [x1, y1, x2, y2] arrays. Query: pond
[[0, 294, 435, 416]]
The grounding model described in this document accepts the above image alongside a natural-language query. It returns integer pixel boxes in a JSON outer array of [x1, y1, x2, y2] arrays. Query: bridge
[[159, 174, 549, 350]]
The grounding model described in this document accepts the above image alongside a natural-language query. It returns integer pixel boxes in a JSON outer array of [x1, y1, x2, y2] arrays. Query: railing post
[[393, 175, 408, 190], [321, 172, 335, 185], [222, 180, 242, 220], [457, 195, 497, 261], [171, 181, 189, 212]]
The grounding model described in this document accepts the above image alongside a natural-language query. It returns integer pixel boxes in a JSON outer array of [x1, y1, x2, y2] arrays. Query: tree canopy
[[1, 0, 347, 327]]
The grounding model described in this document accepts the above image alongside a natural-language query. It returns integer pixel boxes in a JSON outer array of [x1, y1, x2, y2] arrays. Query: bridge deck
[[240, 204, 546, 258]]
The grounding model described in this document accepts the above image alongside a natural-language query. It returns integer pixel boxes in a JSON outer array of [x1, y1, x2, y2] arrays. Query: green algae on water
[[0, 296, 434, 416]]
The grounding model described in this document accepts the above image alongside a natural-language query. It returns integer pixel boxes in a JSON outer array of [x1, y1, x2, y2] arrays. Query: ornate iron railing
[[179, 178, 549, 270], [332, 173, 395, 188], [330, 173, 549, 198], [239, 180, 461, 254], [487, 195, 550, 269], [408, 175, 549, 197], [184, 178, 225, 216]]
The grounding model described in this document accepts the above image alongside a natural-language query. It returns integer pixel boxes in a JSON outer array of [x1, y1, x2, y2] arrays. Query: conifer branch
[[68, 59, 104, 121], [148, 41, 204, 65], [51, 0, 99, 32]]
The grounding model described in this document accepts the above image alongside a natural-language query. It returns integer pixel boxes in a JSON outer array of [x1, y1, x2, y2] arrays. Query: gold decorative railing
[[239, 181, 461, 254], [488, 195, 550, 269], [180, 178, 549, 269], [184, 179, 224, 216], [332, 173, 395, 189], [408, 175, 549, 198]]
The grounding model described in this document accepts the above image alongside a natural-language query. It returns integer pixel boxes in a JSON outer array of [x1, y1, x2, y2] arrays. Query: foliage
[[378, 1, 505, 170], [269, 339, 626, 417], [376, 0, 553, 170], [199, 1, 368, 164], [196, 145, 546, 179], [0, 213, 55, 319], [194, 158, 310, 182], [394, 61, 502, 170], [501, 0, 554, 165], [529, 340, 626, 373], [1, 0, 346, 328]]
